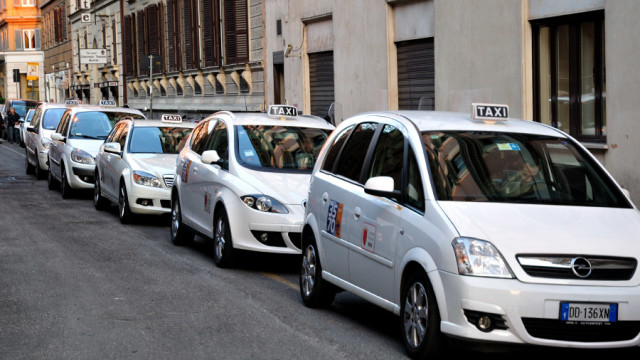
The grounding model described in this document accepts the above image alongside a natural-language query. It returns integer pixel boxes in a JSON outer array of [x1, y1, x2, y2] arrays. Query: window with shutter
[[137, 9, 148, 76], [183, 0, 200, 69], [167, 0, 182, 72], [14, 29, 23, 50], [124, 15, 135, 77], [224, 0, 249, 65], [202, 0, 221, 67]]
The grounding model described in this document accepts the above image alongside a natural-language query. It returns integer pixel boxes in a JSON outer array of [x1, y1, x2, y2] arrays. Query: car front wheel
[[171, 195, 194, 246], [119, 182, 134, 224], [25, 151, 35, 175], [93, 173, 108, 210], [213, 209, 234, 268], [300, 234, 336, 308], [400, 270, 445, 359], [60, 165, 73, 199], [47, 161, 59, 190]]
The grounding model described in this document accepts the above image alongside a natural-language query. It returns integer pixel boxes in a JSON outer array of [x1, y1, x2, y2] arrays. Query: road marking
[[262, 272, 298, 290]]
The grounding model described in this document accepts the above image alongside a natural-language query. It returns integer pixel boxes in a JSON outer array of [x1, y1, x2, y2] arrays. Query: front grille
[[522, 318, 640, 342], [163, 174, 175, 188], [517, 255, 637, 280]]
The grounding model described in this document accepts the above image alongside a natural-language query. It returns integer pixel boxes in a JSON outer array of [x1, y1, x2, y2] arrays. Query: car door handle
[[322, 192, 328, 205], [354, 207, 361, 220], [193, 165, 198, 174]]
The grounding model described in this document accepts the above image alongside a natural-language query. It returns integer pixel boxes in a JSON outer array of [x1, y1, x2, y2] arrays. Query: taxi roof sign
[[472, 103, 509, 123], [99, 100, 117, 107], [161, 114, 182, 123], [65, 99, 82, 106], [268, 105, 298, 119]]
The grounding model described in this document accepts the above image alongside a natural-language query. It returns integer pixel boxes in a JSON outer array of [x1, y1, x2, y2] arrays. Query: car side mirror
[[26, 127, 36, 134], [50, 132, 65, 142], [364, 176, 401, 200], [104, 142, 122, 155], [202, 150, 223, 165]]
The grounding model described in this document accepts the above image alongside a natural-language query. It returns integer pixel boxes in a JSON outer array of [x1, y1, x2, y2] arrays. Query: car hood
[[437, 202, 640, 258], [234, 166, 311, 206], [127, 153, 179, 177], [67, 139, 105, 157]]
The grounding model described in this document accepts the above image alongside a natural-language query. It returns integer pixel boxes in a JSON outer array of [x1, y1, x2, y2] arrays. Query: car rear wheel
[[93, 173, 108, 210], [300, 234, 336, 308], [213, 209, 234, 268], [119, 182, 134, 224], [60, 165, 73, 199], [171, 194, 194, 246], [400, 270, 445, 359]]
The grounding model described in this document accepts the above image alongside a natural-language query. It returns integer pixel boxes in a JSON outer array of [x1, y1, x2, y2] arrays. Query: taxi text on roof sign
[[99, 100, 117, 107], [162, 114, 182, 123], [65, 99, 82, 106], [472, 103, 509, 122], [268, 105, 298, 118]]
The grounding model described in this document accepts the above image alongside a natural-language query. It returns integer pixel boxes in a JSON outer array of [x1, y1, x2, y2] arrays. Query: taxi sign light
[[162, 114, 182, 123], [99, 100, 117, 107], [65, 99, 82, 106], [268, 105, 298, 119], [472, 103, 509, 123]]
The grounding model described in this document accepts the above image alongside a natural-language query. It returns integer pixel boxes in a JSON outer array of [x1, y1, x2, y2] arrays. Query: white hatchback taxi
[[170, 105, 334, 268], [299, 104, 640, 358], [93, 115, 195, 224]]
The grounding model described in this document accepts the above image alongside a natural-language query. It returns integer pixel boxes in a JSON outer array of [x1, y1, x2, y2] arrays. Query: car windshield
[[69, 112, 119, 140], [424, 131, 631, 208], [11, 101, 39, 117], [236, 125, 331, 171], [43, 108, 67, 130], [129, 126, 193, 154]]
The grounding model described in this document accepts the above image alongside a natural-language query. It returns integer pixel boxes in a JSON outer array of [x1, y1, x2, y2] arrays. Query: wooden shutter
[[396, 38, 434, 110], [137, 10, 148, 76], [35, 29, 41, 50], [124, 15, 134, 77], [147, 4, 159, 56], [202, 0, 220, 67], [166, 0, 176, 71], [183, 0, 192, 69], [308, 51, 334, 119], [15, 29, 22, 50], [224, 0, 249, 64], [61, 4, 67, 41]]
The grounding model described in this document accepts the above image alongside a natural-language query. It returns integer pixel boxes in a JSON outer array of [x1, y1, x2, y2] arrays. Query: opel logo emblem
[[571, 257, 592, 278]]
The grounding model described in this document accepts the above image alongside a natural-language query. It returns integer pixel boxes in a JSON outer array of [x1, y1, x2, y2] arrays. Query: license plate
[[560, 302, 617, 322]]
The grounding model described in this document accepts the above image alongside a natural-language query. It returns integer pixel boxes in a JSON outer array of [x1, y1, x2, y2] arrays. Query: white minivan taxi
[[170, 106, 334, 268], [299, 104, 640, 358]]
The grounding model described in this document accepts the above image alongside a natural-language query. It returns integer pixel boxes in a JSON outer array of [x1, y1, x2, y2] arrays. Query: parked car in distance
[[48, 104, 146, 198], [2, 99, 43, 140], [93, 114, 195, 224], [170, 105, 334, 268], [24, 103, 67, 180], [19, 108, 35, 147], [299, 103, 640, 357]]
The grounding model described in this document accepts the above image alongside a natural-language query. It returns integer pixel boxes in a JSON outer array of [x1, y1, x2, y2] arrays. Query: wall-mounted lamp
[[284, 43, 301, 58]]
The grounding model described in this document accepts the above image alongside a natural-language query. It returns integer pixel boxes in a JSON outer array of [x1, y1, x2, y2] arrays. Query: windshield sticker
[[244, 150, 255, 157], [327, 200, 343, 237], [181, 160, 191, 183], [362, 223, 376, 253], [497, 143, 520, 151]]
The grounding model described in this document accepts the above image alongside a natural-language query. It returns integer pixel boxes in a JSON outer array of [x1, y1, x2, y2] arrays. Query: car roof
[[207, 111, 335, 130], [130, 119, 196, 128], [67, 105, 145, 116], [349, 110, 565, 138], [37, 103, 67, 110]]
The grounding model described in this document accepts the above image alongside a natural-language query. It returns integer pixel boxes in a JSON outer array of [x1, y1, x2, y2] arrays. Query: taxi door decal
[[181, 160, 191, 183], [362, 222, 376, 253], [327, 200, 343, 237]]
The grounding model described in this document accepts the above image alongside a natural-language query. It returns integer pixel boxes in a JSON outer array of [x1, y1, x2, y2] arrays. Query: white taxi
[[299, 104, 640, 357], [170, 105, 334, 268], [48, 104, 145, 198], [93, 115, 195, 224]]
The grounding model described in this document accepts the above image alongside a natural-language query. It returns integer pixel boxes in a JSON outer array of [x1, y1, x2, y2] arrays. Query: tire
[[34, 160, 46, 180], [299, 234, 336, 308], [170, 194, 194, 246], [212, 209, 234, 268], [118, 182, 134, 224], [60, 166, 73, 199], [93, 173, 108, 211], [400, 271, 445, 359], [25, 151, 35, 175], [47, 163, 59, 190]]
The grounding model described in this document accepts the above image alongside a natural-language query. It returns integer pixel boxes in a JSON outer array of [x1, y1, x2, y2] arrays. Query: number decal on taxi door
[[327, 200, 343, 237]]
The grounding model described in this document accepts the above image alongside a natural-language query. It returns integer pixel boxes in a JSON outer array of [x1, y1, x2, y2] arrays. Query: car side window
[[406, 146, 425, 211], [366, 124, 404, 192], [321, 125, 354, 172], [30, 108, 42, 129], [333, 122, 378, 183], [56, 112, 71, 136], [205, 121, 229, 170], [117, 123, 130, 151], [106, 122, 123, 143], [190, 120, 210, 154]]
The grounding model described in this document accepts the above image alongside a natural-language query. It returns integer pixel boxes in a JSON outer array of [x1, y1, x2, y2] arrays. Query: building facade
[[40, 0, 73, 103], [263, 0, 640, 202], [0, 0, 44, 101], [122, 0, 266, 119]]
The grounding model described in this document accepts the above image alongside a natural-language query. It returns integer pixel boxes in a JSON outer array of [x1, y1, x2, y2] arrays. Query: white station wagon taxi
[[93, 114, 195, 224], [299, 104, 640, 357], [170, 105, 334, 268]]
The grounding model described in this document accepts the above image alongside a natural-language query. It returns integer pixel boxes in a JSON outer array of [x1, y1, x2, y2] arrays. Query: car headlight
[[241, 195, 289, 214], [132, 170, 162, 188], [71, 148, 96, 165], [452, 238, 513, 278]]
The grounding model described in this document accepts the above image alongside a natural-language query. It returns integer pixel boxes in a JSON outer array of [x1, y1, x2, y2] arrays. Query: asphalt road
[[1, 140, 638, 359]]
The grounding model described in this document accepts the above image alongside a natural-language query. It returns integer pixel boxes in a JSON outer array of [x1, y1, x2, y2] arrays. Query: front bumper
[[127, 183, 171, 215], [437, 270, 640, 348], [67, 164, 96, 189]]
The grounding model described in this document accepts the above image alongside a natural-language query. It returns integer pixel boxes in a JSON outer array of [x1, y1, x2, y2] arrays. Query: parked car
[[48, 105, 145, 198], [169, 106, 334, 268], [24, 103, 67, 180], [299, 104, 640, 357], [19, 108, 35, 148], [93, 115, 195, 224], [2, 99, 43, 140]]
